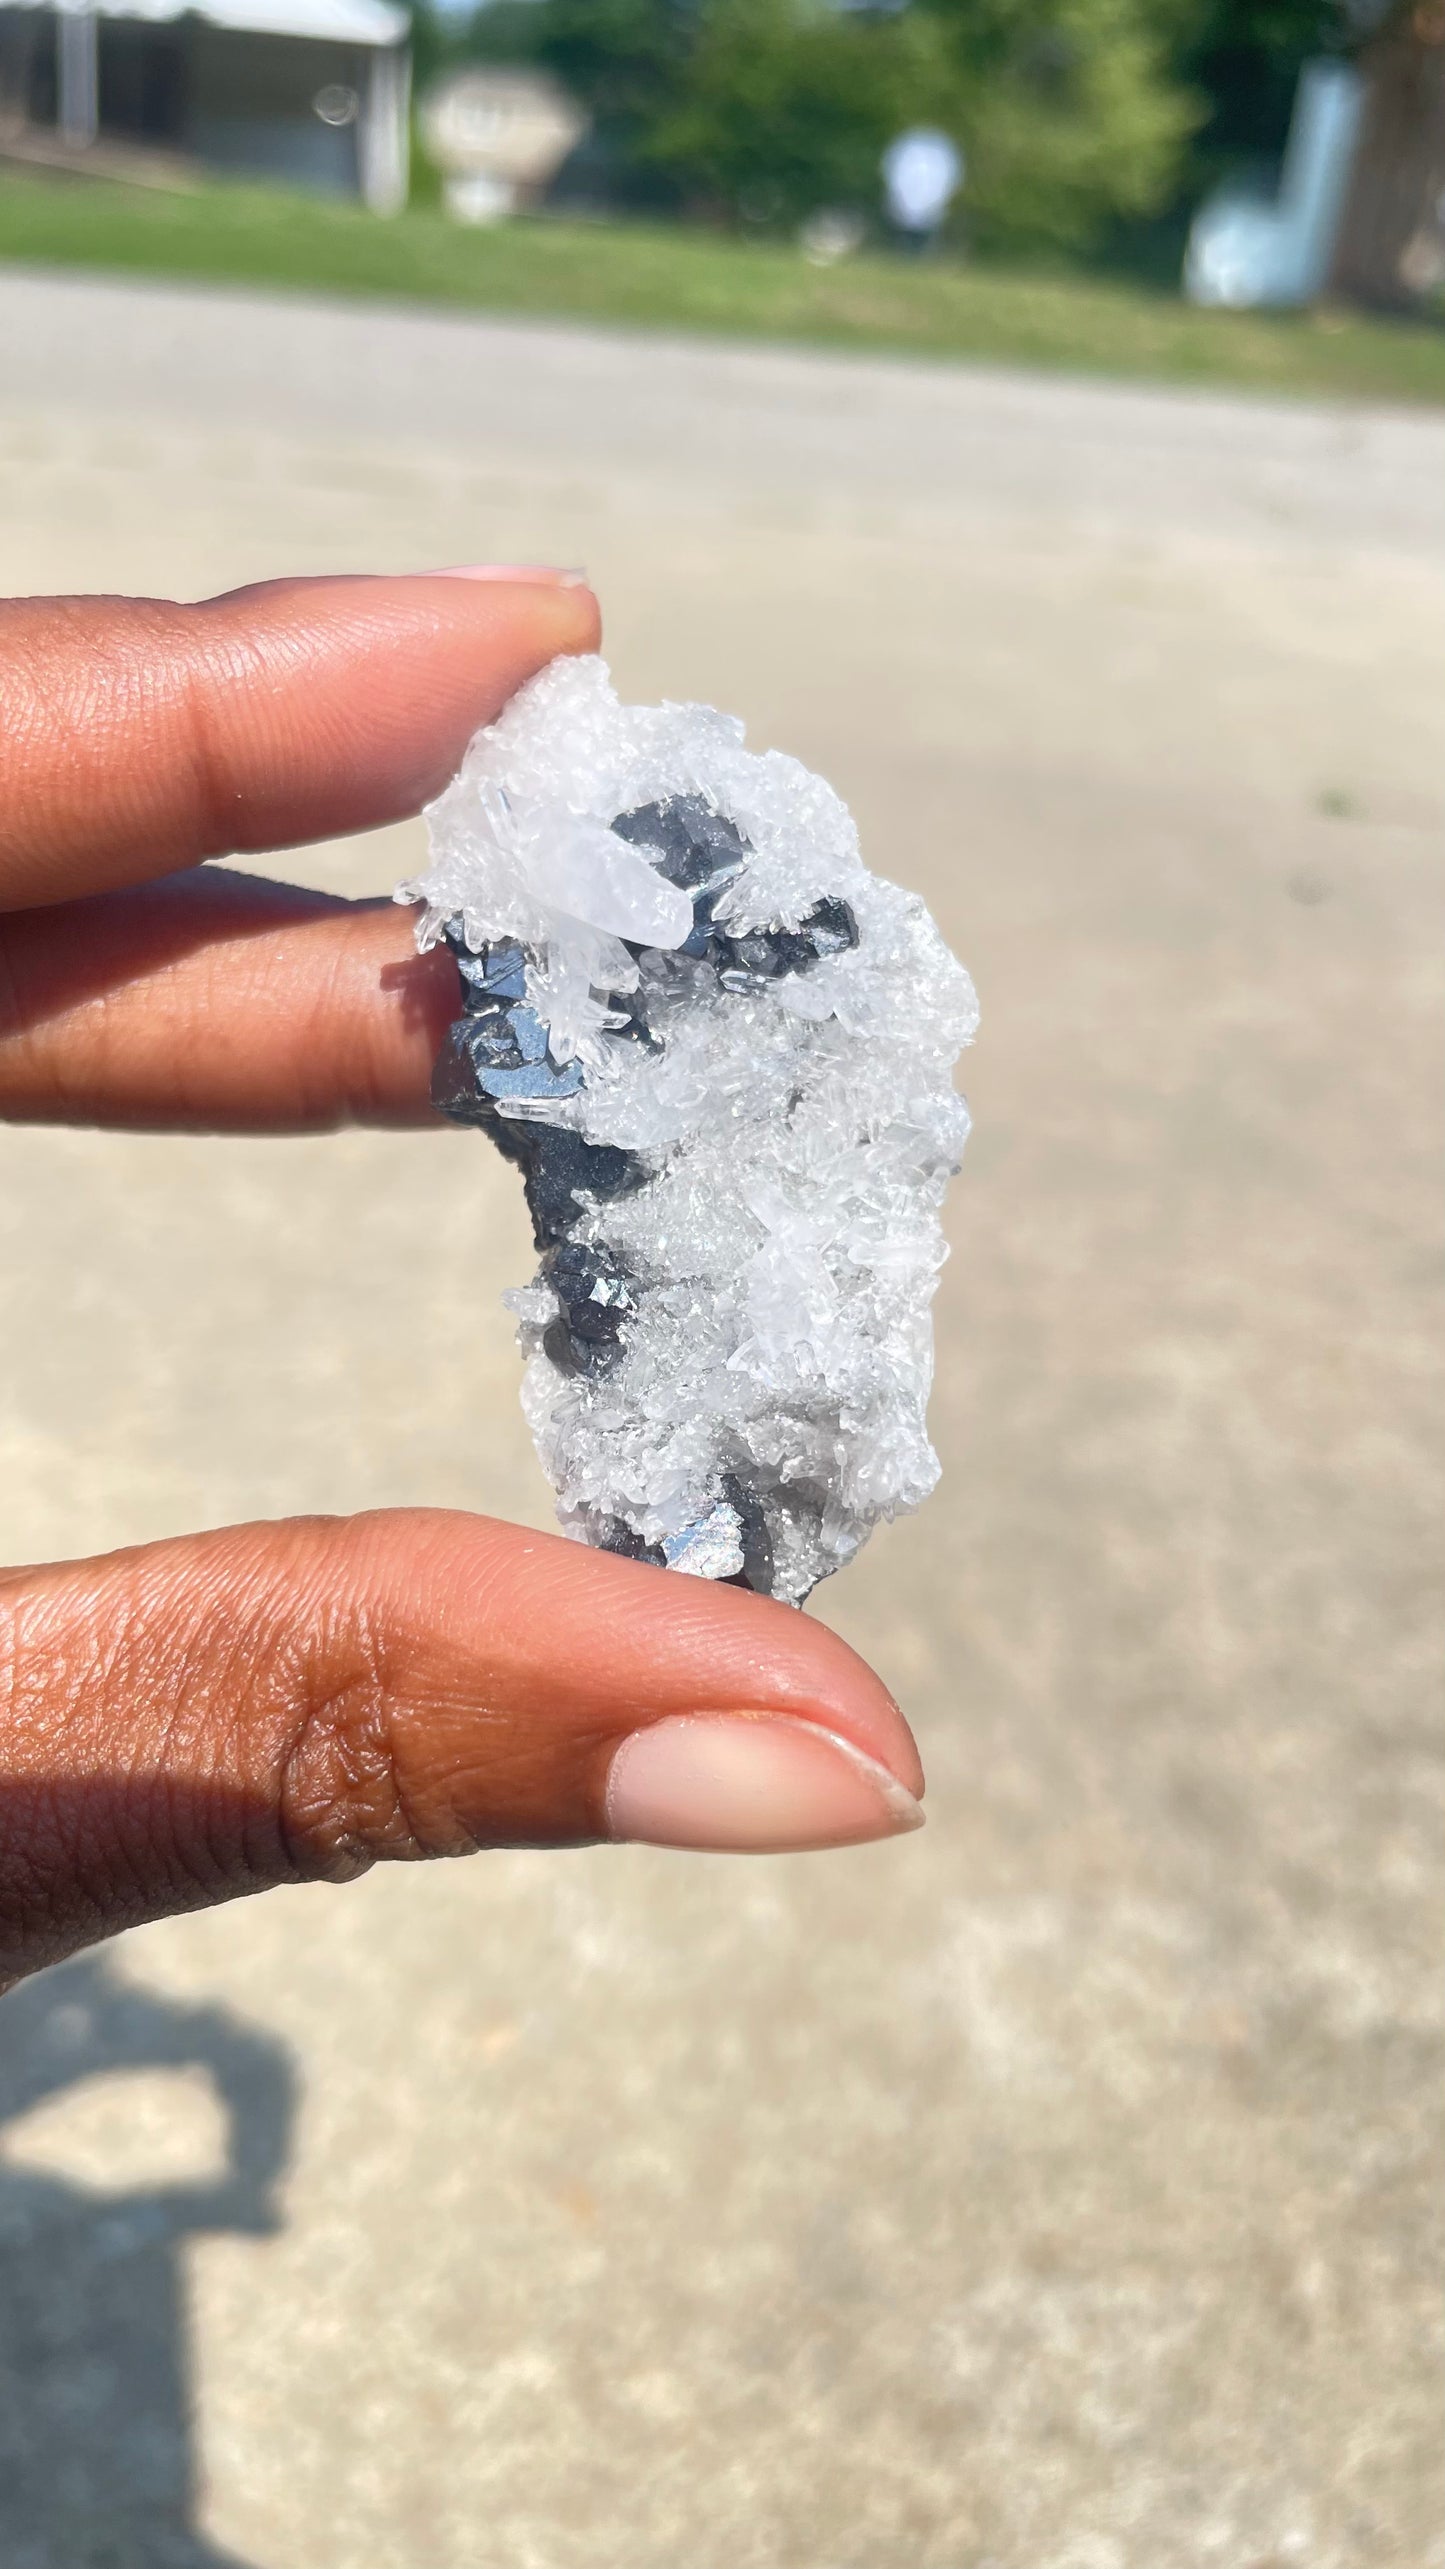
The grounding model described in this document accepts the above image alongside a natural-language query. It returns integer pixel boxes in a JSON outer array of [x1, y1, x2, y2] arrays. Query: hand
[[0, 573, 923, 1989]]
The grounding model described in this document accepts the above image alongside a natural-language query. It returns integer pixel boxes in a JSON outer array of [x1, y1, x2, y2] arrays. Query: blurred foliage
[[421, 0, 1352, 257], [920, 0, 1204, 254], [641, 1, 952, 225], [1171, 0, 1340, 169]]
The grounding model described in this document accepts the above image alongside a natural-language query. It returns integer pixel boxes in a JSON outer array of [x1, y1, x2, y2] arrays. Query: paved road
[[1, 273, 1442, 2569]]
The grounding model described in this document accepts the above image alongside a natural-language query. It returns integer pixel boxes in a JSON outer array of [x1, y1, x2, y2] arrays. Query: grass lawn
[[3, 164, 1444, 407]]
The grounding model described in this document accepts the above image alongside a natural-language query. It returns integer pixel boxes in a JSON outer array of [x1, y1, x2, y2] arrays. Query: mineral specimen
[[398, 654, 977, 1606]]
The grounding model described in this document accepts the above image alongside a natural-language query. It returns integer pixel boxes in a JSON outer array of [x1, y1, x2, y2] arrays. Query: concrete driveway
[[1, 271, 1442, 2569]]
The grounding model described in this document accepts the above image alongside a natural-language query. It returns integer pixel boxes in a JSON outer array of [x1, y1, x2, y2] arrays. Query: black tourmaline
[[429, 803, 859, 1594]]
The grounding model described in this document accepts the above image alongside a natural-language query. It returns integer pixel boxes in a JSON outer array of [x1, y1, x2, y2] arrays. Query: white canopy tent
[[1, 0, 410, 208]]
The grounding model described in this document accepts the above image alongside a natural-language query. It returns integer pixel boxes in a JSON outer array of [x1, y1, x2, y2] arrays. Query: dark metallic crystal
[[594, 1515, 668, 1568], [449, 929, 528, 1009], [538, 1242, 639, 1378], [433, 930, 650, 1248], [715, 897, 860, 988], [489, 1126, 644, 1252], [432, 1015, 584, 1111], [541, 1241, 638, 1342], [611, 796, 750, 899], [543, 1318, 626, 1379]]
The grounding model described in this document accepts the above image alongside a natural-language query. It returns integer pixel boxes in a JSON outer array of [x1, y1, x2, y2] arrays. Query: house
[[0, 0, 410, 211]]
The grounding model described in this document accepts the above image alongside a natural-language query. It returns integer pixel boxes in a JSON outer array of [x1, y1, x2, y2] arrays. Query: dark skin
[[0, 574, 922, 1991]]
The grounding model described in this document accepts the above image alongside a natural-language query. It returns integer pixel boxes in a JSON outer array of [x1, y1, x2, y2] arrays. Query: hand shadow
[[0, 1953, 296, 2569]]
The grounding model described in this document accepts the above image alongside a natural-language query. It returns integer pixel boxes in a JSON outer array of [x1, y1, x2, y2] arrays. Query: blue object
[[1184, 60, 1365, 310]]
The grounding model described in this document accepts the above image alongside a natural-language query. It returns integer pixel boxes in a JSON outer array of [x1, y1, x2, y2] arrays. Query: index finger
[[0, 572, 599, 913]]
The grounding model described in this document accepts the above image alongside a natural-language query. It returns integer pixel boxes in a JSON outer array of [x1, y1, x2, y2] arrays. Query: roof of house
[[28, 0, 408, 46]]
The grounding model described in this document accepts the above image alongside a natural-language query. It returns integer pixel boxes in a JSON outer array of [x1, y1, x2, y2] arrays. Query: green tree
[[1169, 0, 1340, 172], [646, 0, 1202, 254], [641, 0, 949, 222], [918, 0, 1203, 255]]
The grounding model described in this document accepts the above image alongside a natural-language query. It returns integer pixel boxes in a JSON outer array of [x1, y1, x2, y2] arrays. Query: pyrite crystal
[[399, 656, 976, 1605]]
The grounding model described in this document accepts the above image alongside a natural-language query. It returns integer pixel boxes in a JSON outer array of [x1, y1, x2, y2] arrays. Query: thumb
[[0, 1509, 924, 1986]]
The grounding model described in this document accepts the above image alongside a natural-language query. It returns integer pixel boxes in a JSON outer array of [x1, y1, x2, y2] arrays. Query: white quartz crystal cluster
[[399, 654, 976, 1605]]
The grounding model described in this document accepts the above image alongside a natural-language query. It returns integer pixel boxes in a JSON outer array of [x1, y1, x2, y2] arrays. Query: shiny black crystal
[[594, 1515, 667, 1568], [539, 1242, 639, 1378], [432, 927, 649, 1247], [611, 796, 750, 899], [715, 896, 859, 988], [497, 1123, 649, 1252], [431, 1013, 584, 1113], [543, 1318, 625, 1379], [542, 1241, 638, 1342], [450, 931, 528, 1010]]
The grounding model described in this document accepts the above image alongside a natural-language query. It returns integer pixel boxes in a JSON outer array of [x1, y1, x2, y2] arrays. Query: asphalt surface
[[0, 271, 1442, 2569]]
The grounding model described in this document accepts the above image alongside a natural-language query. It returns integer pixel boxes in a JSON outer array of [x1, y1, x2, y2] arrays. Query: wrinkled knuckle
[[276, 1603, 428, 1879]]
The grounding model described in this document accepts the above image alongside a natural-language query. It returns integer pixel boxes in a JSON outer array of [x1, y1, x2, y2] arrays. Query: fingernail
[[605, 1715, 924, 1854], [421, 565, 588, 586]]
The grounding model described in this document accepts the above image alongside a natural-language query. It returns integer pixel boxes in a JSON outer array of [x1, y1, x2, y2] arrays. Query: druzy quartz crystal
[[398, 655, 977, 1606]]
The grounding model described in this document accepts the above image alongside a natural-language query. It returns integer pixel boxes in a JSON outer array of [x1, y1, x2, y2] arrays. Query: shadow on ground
[[0, 1957, 295, 2569]]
